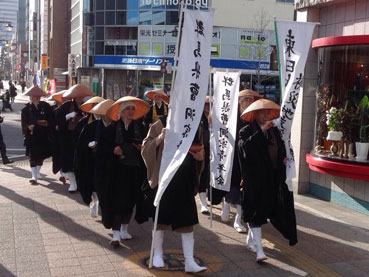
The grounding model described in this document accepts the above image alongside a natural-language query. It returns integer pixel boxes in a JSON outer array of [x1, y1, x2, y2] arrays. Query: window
[[127, 44, 137, 55], [139, 10, 152, 25], [139, 1, 151, 9], [314, 44, 369, 158], [105, 27, 137, 39], [96, 12, 104, 25], [116, 11, 126, 25], [96, 0, 104, 10], [153, 11, 165, 25], [127, 10, 138, 25], [127, 0, 138, 9], [106, 0, 115, 9], [105, 11, 116, 25], [276, 0, 294, 3], [95, 41, 104, 54], [116, 0, 127, 9], [116, 45, 127, 55], [166, 11, 178, 25], [95, 27, 104, 40], [105, 45, 115, 55]]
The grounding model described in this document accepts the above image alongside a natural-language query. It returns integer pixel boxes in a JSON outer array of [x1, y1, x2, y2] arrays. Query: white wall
[[212, 0, 294, 30]]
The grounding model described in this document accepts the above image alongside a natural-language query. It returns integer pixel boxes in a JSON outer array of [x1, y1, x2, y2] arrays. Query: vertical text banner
[[210, 71, 240, 192], [276, 20, 316, 191], [154, 9, 214, 206]]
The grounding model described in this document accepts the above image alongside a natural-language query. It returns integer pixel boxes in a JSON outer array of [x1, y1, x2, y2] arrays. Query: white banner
[[210, 71, 240, 192], [154, 9, 214, 206], [275, 20, 317, 191]]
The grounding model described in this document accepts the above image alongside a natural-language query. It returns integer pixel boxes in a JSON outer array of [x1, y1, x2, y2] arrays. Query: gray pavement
[[0, 158, 368, 276]]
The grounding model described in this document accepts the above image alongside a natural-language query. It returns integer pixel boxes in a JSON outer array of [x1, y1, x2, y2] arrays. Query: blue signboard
[[94, 56, 270, 71]]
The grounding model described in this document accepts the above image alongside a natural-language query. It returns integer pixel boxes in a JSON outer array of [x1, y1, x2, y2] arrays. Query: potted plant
[[356, 95, 369, 160], [326, 107, 343, 155]]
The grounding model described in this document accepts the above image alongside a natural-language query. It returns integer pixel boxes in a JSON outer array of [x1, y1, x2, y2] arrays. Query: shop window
[[106, 0, 115, 9], [166, 11, 179, 25], [127, 0, 138, 9], [105, 11, 116, 25], [139, 10, 152, 25], [116, 45, 127, 55], [314, 44, 369, 160], [95, 41, 104, 54], [96, 12, 104, 25], [96, 0, 104, 10], [127, 44, 137, 55], [105, 45, 115, 55], [116, 11, 126, 25], [95, 27, 104, 40], [127, 11, 139, 25], [116, 0, 127, 9], [153, 11, 165, 25]]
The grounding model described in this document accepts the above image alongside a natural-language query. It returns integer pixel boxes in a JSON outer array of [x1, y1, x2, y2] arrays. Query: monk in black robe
[[21, 87, 53, 184], [141, 116, 207, 273], [238, 99, 297, 262], [144, 90, 168, 127]]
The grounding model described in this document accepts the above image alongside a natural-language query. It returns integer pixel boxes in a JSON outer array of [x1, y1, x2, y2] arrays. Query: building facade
[[68, 0, 294, 100], [294, 0, 369, 215]]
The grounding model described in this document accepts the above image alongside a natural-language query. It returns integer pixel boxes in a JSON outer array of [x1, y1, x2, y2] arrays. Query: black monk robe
[[238, 122, 297, 246], [74, 119, 98, 204]]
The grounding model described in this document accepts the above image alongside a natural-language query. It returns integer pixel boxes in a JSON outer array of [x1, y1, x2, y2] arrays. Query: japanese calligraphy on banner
[[210, 71, 240, 192], [154, 8, 214, 206], [275, 20, 317, 191]]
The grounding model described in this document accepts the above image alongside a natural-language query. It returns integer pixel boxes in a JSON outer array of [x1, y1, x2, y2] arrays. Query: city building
[[294, 0, 369, 215], [68, 0, 294, 100]]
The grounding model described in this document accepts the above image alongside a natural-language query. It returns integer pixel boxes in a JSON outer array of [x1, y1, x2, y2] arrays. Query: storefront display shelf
[[306, 153, 369, 182]]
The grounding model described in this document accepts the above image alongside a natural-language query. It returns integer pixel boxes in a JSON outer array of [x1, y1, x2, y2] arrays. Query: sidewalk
[[0, 159, 368, 276]]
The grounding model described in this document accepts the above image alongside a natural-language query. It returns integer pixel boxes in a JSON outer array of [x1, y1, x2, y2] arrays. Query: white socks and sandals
[[110, 224, 132, 246], [221, 202, 247, 233], [152, 231, 207, 273], [245, 224, 267, 262], [29, 166, 42, 184]]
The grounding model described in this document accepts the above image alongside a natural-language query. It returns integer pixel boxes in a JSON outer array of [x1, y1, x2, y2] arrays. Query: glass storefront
[[314, 44, 369, 161]]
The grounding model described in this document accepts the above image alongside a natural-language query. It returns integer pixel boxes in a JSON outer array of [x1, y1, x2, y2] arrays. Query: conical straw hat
[[63, 84, 94, 98], [107, 96, 151, 121], [22, 86, 46, 97], [238, 89, 262, 100], [145, 90, 169, 104], [47, 90, 66, 103], [90, 99, 115, 116], [80, 96, 105, 113], [241, 99, 280, 122]]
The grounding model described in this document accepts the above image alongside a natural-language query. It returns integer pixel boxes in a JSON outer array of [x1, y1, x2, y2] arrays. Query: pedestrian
[[1, 90, 13, 112], [21, 81, 26, 93], [47, 90, 69, 183], [198, 96, 211, 214], [21, 86, 53, 184], [0, 114, 14, 165], [95, 96, 149, 246], [213, 89, 263, 233], [144, 90, 169, 127], [9, 81, 17, 103], [141, 116, 207, 273], [75, 99, 114, 218], [55, 84, 94, 192], [0, 80, 4, 94], [238, 99, 298, 262]]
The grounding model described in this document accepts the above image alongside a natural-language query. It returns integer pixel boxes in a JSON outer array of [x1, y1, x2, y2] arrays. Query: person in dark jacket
[[21, 86, 53, 184], [238, 99, 297, 262], [2, 90, 13, 112], [0, 114, 13, 164], [9, 81, 17, 103], [55, 84, 94, 192]]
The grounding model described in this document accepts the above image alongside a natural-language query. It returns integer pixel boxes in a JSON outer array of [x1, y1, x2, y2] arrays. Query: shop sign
[[138, 26, 179, 42], [41, 54, 48, 70], [105, 40, 137, 46], [87, 27, 94, 56], [68, 54, 81, 77]]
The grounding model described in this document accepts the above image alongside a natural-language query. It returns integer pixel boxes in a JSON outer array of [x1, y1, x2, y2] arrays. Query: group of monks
[[20, 84, 297, 273]]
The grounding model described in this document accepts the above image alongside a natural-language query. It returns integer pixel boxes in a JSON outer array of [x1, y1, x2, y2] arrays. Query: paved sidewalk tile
[[0, 158, 369, 276]]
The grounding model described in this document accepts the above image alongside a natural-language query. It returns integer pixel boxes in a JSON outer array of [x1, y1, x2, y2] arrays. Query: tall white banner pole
[[149, 0, 186, 269], [209, 67, 213, 228]]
